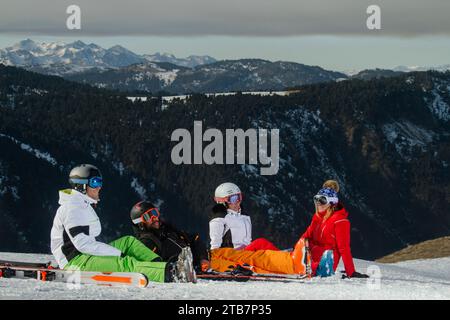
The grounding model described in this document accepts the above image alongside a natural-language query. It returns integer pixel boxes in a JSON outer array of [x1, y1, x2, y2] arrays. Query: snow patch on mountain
[[0, 162, 21, 201], [155, 69, 179, 86], [0, 134, 58, 166], [281, 108, 324, 159], [127, 97, 149, 103], [131, 178, 147, 198], [382, 120, 435, 160], [427, 88, 450, 122], [405, 77, 415, 85], [143, 52, 216, 68], [112, 161, 126, 176]]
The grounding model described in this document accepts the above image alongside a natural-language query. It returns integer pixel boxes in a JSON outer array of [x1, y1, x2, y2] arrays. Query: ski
[[197, 271, 310, 283], [0, 259, 53, 268], [0, 263, 148, 288]]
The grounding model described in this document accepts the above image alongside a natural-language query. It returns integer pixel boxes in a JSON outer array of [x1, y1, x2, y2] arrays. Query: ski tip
[[139, 277, 148, 288]]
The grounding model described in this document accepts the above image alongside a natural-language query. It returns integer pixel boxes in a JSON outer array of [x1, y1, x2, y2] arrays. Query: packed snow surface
[[0, 252, 449, 300]]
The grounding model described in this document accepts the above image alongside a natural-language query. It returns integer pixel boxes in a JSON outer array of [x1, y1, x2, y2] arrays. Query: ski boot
[[167, 247, 197, 283], [316, 250, 335, 277], [291, 238, 307, 275]]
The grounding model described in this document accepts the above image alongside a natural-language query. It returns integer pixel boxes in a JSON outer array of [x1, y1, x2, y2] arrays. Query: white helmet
[[214, 182, 241, 203]]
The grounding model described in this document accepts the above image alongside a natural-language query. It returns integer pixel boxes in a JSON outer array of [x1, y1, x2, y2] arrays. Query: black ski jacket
[[132, 220, 208, 267]]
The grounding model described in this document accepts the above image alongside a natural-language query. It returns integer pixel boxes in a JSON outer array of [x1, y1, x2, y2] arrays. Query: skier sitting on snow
[[207, 183, 308, 275], [130, 200, 211, 273], [209, 213, 310, 275], [300, 180, 369, 278], [209, 182, 279, 251], [50, 164, 195, 283]]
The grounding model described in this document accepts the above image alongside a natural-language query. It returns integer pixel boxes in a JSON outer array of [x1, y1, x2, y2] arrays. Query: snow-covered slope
[[0, 252, 449, 300]]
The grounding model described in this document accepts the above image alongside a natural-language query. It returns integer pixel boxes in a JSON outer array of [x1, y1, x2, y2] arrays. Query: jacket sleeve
[[137, 233, 160, 253], [246, 216, 252, 244], [334, 219, 356, 276], [64, 209, 121, 257], [209, 218, 226, 250], [301, 215, 317, 240]]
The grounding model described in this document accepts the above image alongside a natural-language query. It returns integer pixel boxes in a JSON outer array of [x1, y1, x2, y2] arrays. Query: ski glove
[[342, 271, 369, 279]]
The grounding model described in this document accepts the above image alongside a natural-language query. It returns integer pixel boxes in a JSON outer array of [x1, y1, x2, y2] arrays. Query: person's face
[[86, 185, 101, 201], [227, 199, 242, 211], [316, 203, 330, 212], [144, 217, 160, 230]]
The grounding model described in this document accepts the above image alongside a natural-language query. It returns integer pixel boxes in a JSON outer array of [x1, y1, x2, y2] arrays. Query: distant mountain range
[[343, 65, 450, 77], [65, 59, 348, 94], [393, 65, 450, 73], [1, 39, 449, 94], [0, 39, 216, 75], [0, 39, 348, 94]]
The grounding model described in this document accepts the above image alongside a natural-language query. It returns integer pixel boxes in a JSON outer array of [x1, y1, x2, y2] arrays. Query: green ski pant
[[65, 235, 167, 283]]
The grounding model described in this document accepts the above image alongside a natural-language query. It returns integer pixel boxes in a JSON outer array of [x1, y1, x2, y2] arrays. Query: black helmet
[[69, 164, 102, 193], [130, 200, 160, 225]]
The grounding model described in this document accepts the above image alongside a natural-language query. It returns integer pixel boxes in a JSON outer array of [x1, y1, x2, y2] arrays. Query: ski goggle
[[313, 195, 329, 205], [132, 207, 160, 225], [313, 194, 338, 205], [88, 176, 103, 189], [70, 176, 103, 189], [214, 193, 243, 204]]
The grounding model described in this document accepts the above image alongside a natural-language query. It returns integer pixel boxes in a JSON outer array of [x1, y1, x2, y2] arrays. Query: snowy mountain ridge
[[66, 58, 347, 94], [0, 39, 216, 75], [342, 65, 450, 77]]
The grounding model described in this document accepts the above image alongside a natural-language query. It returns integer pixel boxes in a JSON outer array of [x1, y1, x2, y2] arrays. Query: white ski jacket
[[209, 209, 252, 250], [50, 189, 121, 268]]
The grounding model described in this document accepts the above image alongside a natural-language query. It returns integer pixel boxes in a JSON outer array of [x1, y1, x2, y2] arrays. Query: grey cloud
[[1, 0, 450, 36]]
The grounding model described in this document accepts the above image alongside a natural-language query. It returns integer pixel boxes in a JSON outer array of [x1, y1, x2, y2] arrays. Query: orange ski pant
[[210, 248, 295, 274]]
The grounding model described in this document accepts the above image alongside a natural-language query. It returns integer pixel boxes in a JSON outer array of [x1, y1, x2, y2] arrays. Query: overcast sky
[[1, 0, 450, 71]]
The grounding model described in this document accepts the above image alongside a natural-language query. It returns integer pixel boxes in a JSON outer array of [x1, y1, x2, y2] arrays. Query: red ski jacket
[[301, 204, 356, 276]]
